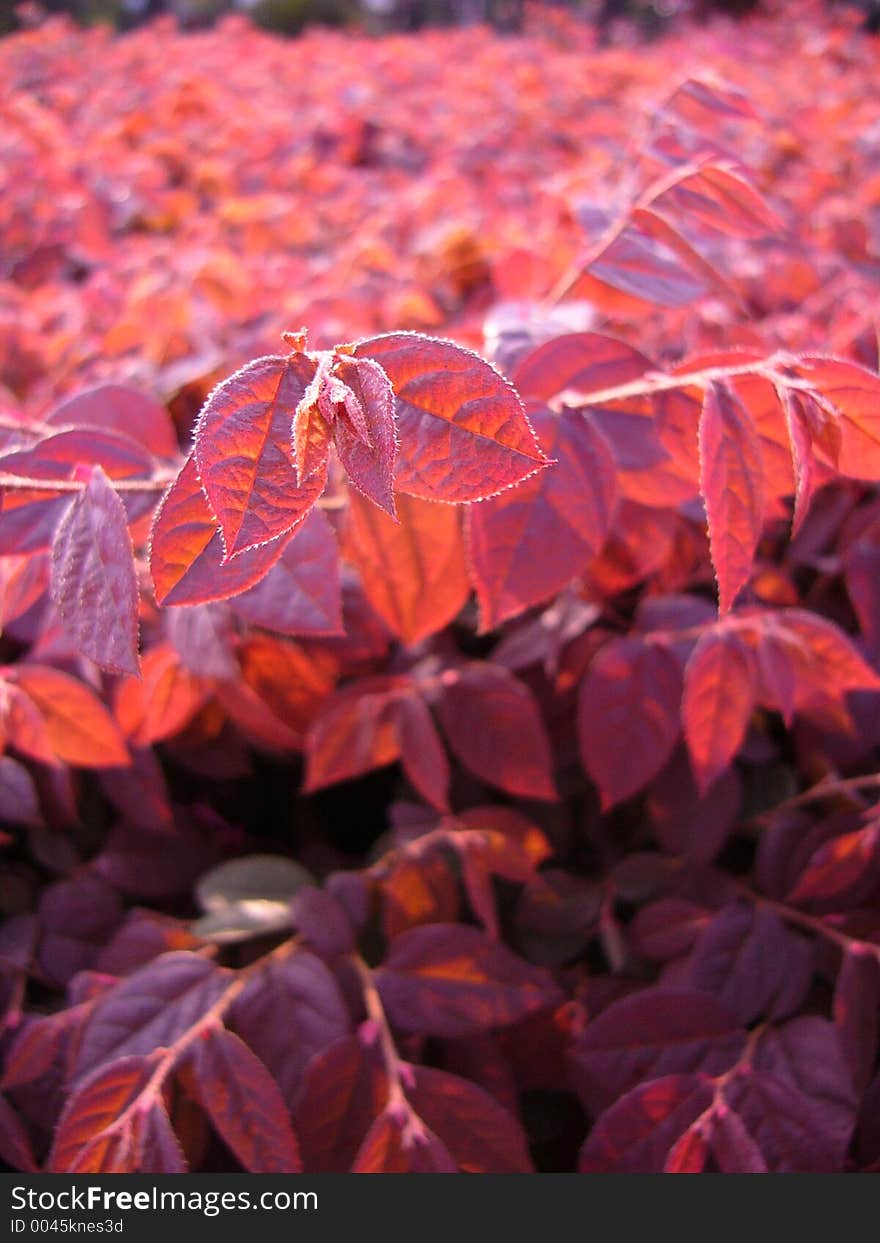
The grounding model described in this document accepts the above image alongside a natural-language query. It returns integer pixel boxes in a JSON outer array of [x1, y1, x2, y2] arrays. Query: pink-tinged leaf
[[786, 821, 880, 905], [834, 951, 880, 1096], [750, 609, 880, 719], [293, 1033, 390, 1173], [194, 352, 322, 556], [467, 404, 616, 629], [778, 386, 818, 537], [587, 218, 713, 308], [394, 692, 450, 811], [404, 1064, 533, 1172], [187, 1026, 301, 1172], [682, 628, 755, 793], [436, 664, 556, 801], [48, 384, 178, 459], [509, 332, 651, 404], [50, 465, 140, 676], [578, 637, 683, 808], [1, 427, 155, 486], [149, 454, 309, 606], [73, 952, 228, 1079], [1, 1003, 91, 1090], [115, 643, 209, 747], [374, 923, 563, 1038], [0, 1094, 37, 1171], [49, 1055, 155, 1173], [658, 161, 782, 238], [355, 333, 549, 502], [165, 603, 237, 680], [579, 1074, 714, 1173], [6, 664, 129, 768], [351, 1105, 457, 1173], [793, 357, 880, 480], [0, 755, 43, 826], [687, 903, 813, 1025], [231, 510, 342, 636], [228, 951, 350, 1111], [699, 382, 765, 614], [343, 490, 469, 645], [332, 356, 398, 518], [569, 989, 744, 1115]]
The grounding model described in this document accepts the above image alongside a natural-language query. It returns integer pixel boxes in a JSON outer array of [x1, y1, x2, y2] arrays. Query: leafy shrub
[[1, 2, 880, 1174]]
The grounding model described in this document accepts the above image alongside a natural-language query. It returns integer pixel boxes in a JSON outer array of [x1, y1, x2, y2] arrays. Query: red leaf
[[778, 386, 819, 537], [587, 219, 711, 308], [569, 989, 744, 1115], [194, 352, 322, 556], [50, 465, 140, 676], [658, 161, 782, 238], [48, 384, 178, 460], [751, 610, 880, 719], [49, 1055, 157, 1173], [374, 923, 562, 1038], [394, 691, 451, 812], [682, 628, 755, 793], [467, 404, 616, 629], [305, 676, 408, 789], [436, 664, 557, 800], [238, 633, 336, 743], [305, 675, 449, 809], [187, 1026, 301, 1172], [793, 357, 880, 480], [331, 356, 398, 518], [698, 382, 766, 614], [786, 821, 880, 905], [231, 509, 342, 636], [578, 636, 683, 808], [293, 1033, 390, 1173], [355, 333, 549, 502], [404, 1064, 534, 1171], [579, 1074, 714, 1173], [115, 643, 209, 746], [343, 490, 469, 645], [351, 1104, 456, 1172], [6, 664, 129, 768], [0, 428, 154, 556], [150, 453, 314, 607], [509, 332, 651, 404]]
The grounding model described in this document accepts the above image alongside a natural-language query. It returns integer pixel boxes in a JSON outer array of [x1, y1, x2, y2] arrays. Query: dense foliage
[[1, 1, 880, 1174]]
